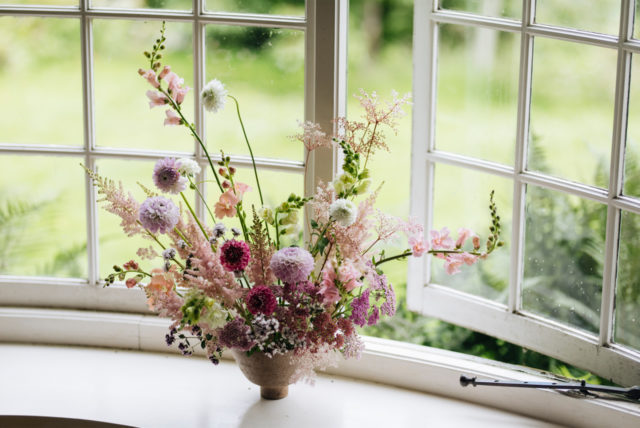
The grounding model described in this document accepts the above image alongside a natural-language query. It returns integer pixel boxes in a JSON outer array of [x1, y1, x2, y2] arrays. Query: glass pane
[[522, 185, 606, 334], [623, 54, 640, 198], [535, 0, 621, 35], [435, 24, 519, 166], [431, 164, 512, 302], [528, 37, 616, 187], [96, 158, 197, 277], [614, 210, 640, 350], [94, 20, 194, 152], [0, 17, 82, 145], [91, 0, 191, 10], [205, 167, 304, 246], [204, 0, 305, 16], [439, 0, 521, 20], [205, 26, 304, 161], [0, 155, 87, 278], [0, 0, 76, 4]]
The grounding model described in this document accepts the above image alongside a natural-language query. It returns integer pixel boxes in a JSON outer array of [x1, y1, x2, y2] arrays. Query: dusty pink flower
[[138, 68, 159, 88], [158, 65, 171, 80], [293, 120, 332, 151], [125, 278, 138, 288], [173, 85, 190, 105], [146, 268, 174, 295], [430, 227, 455, 257], [411, 236, 428, 257], [338, 262, 361, 292], [245, 285, 277, 315], [220, 239, 251, 272], [319, 266, 341, 306], [164, 109, 181, 126], [123, 260, 139, 270], [270, 247, 315, 284], [164, 71, 185, 93], [214, 191, 239, 218], [443, 254, 465, 275], [233, 182, 252, 198], [146, 90, 167, 108], [139, 196, 180, 234], [455, 228, 474, 248]]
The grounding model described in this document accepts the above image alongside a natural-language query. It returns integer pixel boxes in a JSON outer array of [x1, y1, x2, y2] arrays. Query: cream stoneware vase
[[231, 349, 298, 400]]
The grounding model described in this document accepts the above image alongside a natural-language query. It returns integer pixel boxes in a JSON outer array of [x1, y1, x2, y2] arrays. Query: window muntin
[[412, 0, 640, 385], [204, 0, 305, 17]]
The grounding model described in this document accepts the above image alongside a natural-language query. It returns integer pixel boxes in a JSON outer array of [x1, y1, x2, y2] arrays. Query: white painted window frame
[[409, 0, 640, 386], [0, 0, 345, 311]]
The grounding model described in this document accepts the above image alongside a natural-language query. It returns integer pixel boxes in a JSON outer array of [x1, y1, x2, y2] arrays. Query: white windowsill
[[1, 307, 639, 427]]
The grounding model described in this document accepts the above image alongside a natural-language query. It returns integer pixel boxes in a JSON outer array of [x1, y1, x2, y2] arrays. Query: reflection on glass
[[90, 0, 191, 9], [435, 24, 518, 166], [431, 164, 512, 302], [94, 20, 194, 152], [0, 155, 87, 278], [522, 185, 605, 335], [205, 26, 304, 161], [0, 17, 82, 145], [205, 0, 305, 16], [535, 0, 620, 35], [439, 0, 521, 20], [528, 37, 616, 187], [614, 211, 640, 350], [623, 54, 640, 198], [96, 158, 197, 277], [206, 167, 304, 247]]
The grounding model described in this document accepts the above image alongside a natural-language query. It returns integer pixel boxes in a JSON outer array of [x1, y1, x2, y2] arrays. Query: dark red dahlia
[[245, 285, 277, 315], [220, 239, 251, 272]]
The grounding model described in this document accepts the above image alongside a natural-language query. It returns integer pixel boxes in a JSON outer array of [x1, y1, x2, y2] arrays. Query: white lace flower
[[329, 198, 357, 227], [201, 79, 227, 113], [177, 158, 201, 176]]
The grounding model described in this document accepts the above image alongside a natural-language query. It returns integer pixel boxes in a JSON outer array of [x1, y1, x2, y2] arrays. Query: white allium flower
[[201, 79, 227, 113], [329, 198, 357, 227], [177, 158, 201, 176]]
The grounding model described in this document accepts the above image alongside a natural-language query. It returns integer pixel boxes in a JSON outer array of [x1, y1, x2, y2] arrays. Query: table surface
[[0, 344, 564, 428]]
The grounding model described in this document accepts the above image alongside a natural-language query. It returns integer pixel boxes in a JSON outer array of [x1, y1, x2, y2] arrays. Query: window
[[409, 0, 640, 385], [0, 0, 346, 311]]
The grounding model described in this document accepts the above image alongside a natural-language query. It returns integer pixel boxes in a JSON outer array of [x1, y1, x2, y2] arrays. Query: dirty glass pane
[[614, 210, 640, 350]]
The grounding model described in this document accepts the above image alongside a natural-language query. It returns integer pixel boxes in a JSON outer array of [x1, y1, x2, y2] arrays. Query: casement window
[[0, 0, 346, 312], [409, 0, 640, 385]]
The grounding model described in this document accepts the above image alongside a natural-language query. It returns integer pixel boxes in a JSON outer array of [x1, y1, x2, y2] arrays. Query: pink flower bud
[[222, 180, 231, 189], [158, 65, 171, 79]]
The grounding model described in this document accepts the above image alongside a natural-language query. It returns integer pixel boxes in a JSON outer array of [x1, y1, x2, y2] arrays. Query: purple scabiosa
[[349, 289, 370, 327], [270, 247, 314, 284], [139, 196, 180, 234], [220, 239, 251, 272], [153, 157, 188, 194], [217, 318, 255, 351], [245, 285, 277, 316]]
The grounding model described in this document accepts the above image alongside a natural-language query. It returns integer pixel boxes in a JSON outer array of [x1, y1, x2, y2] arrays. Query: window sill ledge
[[1, 307, 639, 427]]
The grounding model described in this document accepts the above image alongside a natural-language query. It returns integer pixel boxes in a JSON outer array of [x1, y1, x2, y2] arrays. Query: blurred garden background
[[1, 0, 640, 383]]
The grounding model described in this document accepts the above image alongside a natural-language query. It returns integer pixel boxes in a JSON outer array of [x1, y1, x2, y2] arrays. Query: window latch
[[460, 375, 640, 401]]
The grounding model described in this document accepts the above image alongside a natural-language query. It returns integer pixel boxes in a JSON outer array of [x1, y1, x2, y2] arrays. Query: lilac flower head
[[217, 318, 255, 351], [139, 196, 180, 234], [350, 288, 370, 327], [270, 247, 315, 284], [153, 157, 188, 194]]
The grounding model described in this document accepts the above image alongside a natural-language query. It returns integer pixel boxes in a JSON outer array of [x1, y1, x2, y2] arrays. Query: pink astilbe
[[374, 210, 402, 243], [309, 181, 334, 225], [293, 121, 333, 151], [356, 89, 410, 134], [137, 246, 159, 260], [331, 186, 379, 264]]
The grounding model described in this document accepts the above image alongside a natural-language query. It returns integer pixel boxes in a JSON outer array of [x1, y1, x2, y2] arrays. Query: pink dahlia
[[245, 285, 277, 316], [270, 247, 314, 284], [139, 196, 180, 234], [220, 239, 251, 272]]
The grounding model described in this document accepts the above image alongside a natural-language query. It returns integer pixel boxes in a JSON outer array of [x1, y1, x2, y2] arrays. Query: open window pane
[[0, 155, 87, 278], [623, 53, 640, 198], [614, 210, 640, 350], [431, 164, 512, 302], [438, 0, 521, 20], [205, 25, 304, 161], [535, 0, 621, 36], [435, 24, 518, 166], [94, 20, 194, 152], [528, 37, 616, 188], [204, 0, 305, 16], [0, 17, 83, 146], [90, 0, 192, 10], [522, 185, 606, 335]]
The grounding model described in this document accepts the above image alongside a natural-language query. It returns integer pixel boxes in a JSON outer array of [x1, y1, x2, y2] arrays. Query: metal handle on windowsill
[[460, 375, 640, 401]]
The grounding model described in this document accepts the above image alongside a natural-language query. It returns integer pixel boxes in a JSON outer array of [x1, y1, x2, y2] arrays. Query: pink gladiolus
[[164, 109, 181, 126], [138, 68, 159, 88], [455, 228, 473, 248], [214, 191, 240, 218], [146, 90, 167, 108]]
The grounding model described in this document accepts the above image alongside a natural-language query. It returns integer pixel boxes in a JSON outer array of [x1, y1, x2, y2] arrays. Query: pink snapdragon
[[410, 235, 429, 257], [138, 68, 160, 88], [455, 228, 474, 248], [430, 227, 455, 258], [146, 90, 167, 108], [214, 190, 240, 218], [443, 253, 479, 275], [164, 109, 181, 126]]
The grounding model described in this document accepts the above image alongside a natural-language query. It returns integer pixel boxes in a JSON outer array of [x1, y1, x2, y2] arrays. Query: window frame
[[0, 0, 346, 312], [409, 0, 640, 386]]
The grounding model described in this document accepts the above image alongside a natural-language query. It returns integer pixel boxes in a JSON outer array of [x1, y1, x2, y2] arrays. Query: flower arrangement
[[84, 24, 502, 382]]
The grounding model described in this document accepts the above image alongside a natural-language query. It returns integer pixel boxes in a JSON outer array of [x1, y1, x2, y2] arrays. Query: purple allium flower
[[220, 239, 251, 272], [153, 157, 188, 194], [270, 247, 315, 284], [139, 196, 180, 234], [245, 285, 277, 316], [350, 288, 370, 327], [217, 318, 255, 351]]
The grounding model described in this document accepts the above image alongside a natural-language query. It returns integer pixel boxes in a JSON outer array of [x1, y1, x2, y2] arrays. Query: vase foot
[[260, 386, 288, 400]]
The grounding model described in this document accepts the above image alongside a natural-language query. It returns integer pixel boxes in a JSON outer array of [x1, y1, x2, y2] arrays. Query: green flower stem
[[241, 272, 252, 289], [120, 270, 152, 278], [374, 249, 412, 267], [137, 221, 185, 269], [173, 226, 192, 247], [228, 95, 264, 206], [180, 192, 209, 241], [189, 176, 217, 225], [274, 211, 281, 250]]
